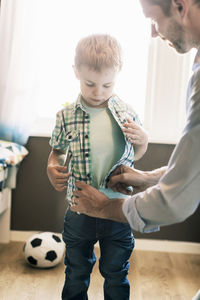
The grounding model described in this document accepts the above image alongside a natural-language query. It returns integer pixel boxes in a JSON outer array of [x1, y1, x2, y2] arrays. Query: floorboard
[[0, 242, 199, 300]]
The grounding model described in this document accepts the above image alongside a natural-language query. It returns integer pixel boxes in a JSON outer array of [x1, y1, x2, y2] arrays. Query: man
[[71, 0, 200, 233]]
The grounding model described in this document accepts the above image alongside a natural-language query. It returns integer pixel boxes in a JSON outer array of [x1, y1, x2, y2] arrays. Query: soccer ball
[[23, 232, 65, 268]]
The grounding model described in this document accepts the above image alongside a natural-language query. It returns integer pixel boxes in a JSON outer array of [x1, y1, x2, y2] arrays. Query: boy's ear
[[73, 65, 80, 79], [171, 0, 188, 18]]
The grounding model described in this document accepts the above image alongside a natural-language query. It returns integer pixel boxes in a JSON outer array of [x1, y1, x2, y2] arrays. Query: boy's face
[[74, 65, 118, 108]]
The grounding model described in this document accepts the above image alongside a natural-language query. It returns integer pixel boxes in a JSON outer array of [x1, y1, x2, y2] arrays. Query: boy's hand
[[47, 164, 71, 192], [123, 118, 148, 146]]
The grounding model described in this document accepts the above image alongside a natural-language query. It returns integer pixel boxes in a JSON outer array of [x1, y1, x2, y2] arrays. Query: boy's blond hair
[[74, 34, 123, 72]]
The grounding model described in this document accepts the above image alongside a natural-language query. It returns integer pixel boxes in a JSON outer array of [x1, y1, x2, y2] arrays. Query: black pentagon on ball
[[45, 250, 57, 262], [52, 234, 61, 243], [31, 238, 42, 247], [27, 256, 37, 265]]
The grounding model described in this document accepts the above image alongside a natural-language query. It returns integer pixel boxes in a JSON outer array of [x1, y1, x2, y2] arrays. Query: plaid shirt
[[50, 94, 141, 203]]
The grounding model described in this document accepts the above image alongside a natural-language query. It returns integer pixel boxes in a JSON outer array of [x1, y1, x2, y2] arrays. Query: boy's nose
[[93, 87, 102, 96]]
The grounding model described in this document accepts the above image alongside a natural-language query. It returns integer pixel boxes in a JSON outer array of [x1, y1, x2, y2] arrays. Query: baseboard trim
[[10, 230, 200, 254], [10, 230, 62, 243], [134, 239, 200, 254]]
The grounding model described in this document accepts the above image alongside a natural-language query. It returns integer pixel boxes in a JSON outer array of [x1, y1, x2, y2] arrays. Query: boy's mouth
[[91, 98, 103, 102]]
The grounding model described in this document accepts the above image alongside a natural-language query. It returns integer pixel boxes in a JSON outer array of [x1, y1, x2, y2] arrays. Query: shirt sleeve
[[49, 110, 68, 151], [122, 64, 200, 233]]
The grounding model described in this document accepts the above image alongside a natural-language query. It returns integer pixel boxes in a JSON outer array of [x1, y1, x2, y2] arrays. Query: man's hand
[[47, 164, 71, 192], [71, 181, 109, 216], [107, 165, 166, 195], [70, 181, 127, 223], [107, 165, 148, 194]]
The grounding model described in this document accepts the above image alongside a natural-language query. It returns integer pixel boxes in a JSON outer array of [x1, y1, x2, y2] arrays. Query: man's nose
[[151, 23, 159, 38]]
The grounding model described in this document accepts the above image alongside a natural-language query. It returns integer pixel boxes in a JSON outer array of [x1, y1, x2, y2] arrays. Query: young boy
[[47, 34, 148, 300]]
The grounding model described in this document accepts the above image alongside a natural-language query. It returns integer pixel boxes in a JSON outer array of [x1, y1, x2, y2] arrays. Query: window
[[144, 39, 195, 144]]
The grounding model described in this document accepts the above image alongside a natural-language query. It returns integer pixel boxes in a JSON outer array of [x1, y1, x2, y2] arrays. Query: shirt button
[[68, 135, 72, 140], [85, 153, 89, 158], [87, 173, 90, 178], [85, 134, 88, 138]]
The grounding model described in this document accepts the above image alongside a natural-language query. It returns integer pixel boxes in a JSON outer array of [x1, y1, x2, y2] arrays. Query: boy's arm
[[133, 139, 148, 161], [47, 148, 71, 192], [123, 118, 148, 161]]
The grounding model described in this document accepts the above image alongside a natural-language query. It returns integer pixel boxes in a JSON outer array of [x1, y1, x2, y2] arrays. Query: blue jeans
[[62, 208, 134, 300]]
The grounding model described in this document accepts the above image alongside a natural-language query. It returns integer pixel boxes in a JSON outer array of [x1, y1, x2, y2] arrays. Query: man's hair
[[149, 0, 200, 16], [194, 0, 200, 6], [149, 0, 171, 16], [74, 34, 123, 72]]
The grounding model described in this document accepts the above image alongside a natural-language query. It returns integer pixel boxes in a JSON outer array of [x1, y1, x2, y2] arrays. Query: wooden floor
[[0, 241, 200, 300]]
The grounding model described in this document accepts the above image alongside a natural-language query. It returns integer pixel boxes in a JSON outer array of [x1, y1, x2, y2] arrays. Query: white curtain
[[0, 0, 40, 145]]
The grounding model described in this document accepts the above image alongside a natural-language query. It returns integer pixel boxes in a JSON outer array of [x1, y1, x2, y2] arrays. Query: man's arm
[[122, 126, 200, 232], [70, 166, 166, 223]]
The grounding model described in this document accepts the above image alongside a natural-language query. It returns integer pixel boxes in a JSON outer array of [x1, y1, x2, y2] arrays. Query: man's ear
[[73, 65, 80, 80], [171, 0, 189, 18]]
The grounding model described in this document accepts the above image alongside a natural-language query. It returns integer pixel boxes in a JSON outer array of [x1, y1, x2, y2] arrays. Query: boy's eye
[[85, 83, 94, 87], [85, 82, 112, 88]]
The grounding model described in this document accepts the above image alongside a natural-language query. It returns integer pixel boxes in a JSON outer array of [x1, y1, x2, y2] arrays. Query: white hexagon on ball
[[23, 232, 65, 268]]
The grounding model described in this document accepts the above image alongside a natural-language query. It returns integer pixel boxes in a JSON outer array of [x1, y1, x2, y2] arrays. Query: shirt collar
[[73, 94, 87, 113], [73, 94, 117, 112], [192, 48, 200, 72]]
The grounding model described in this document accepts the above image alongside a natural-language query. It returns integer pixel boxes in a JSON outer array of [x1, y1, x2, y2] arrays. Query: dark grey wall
[[11, 137, 200, 242]]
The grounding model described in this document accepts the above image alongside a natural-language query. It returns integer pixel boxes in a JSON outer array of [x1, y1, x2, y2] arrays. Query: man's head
[[147, 0, 200, 15], [140, 0, 200, 53]]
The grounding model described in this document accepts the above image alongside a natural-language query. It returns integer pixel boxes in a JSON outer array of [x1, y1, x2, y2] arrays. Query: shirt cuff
[[122, 195, 160, 233]]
